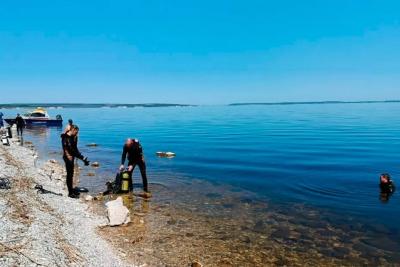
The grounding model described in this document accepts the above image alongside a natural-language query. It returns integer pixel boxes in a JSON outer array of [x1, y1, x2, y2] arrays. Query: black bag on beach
[[103, 172, 123, 195]]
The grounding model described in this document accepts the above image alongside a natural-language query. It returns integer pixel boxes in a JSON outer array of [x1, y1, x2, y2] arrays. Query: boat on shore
[[4, 107, 63, 127]]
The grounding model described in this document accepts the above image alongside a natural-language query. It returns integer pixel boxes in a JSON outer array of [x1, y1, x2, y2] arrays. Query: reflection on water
[[25, 125, 53, 137]]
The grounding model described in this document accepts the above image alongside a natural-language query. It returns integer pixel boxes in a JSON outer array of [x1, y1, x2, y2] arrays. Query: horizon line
[[0, 100, 400, 108]]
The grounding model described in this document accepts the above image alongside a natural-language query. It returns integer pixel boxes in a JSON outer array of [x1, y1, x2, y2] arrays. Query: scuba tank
[[6, 127, 12, 139], [120, 171, 131, 193]]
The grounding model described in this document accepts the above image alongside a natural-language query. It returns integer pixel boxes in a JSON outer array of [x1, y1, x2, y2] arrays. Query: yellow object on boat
[[32, 107, 47, 115]]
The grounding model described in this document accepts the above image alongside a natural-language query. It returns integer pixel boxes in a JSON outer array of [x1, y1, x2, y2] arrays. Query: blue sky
[[0, 0, 399, 104]]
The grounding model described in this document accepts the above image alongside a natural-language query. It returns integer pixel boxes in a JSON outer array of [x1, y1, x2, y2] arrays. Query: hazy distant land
[[0, 103, 194, 109], [0, 100, 400, 109], [229, 100, 400, 106]]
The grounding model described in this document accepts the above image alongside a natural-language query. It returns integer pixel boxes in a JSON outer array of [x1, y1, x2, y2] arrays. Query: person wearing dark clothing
[[15, 114, 25, 136], [64, 119, 74, 134], [120, 138, 149, 192], [0, 112, 4, 128], [61, 125, 90, 198], [379, 173, 395, 203]]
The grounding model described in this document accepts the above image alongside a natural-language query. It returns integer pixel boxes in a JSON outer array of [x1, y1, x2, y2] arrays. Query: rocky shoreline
[[2, 130, 399, 267], [0, 136, 132, 266]]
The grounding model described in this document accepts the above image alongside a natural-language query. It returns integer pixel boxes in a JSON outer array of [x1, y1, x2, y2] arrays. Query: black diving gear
[[35, 185, 63, 196], [61, 133, 89, 195], [121, 140, 148, 192], [0, 178, 11, 190]]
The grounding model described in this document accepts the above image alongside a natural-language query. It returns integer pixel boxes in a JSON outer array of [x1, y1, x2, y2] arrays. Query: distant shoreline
[[1, 100, 400, 109], [0, 103, 194, 109], [229, 100, 400, 106]]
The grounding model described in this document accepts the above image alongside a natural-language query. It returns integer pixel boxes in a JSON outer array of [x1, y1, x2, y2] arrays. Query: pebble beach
[[0, 133, 131, 267]]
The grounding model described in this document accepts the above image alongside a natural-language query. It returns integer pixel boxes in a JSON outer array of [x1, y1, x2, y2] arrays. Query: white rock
[[85, 195, 94, 201], [105, 197, 131, 226]]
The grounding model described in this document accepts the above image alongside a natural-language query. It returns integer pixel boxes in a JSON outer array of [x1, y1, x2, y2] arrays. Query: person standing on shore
[[0, 112, 4, 129], [64, 119, 74, 134], [120, 138, 150, 194], [15, 114, 25, 136], [61, 125, 90, 198]]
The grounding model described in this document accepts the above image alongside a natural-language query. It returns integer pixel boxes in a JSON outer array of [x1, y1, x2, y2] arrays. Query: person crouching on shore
[[120, 138, 149, 194], [61, 125, 90, 198]]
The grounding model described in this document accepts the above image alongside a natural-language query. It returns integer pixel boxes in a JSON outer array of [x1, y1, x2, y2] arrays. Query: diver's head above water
[[380, 173, 393, 185], [380, 173, 395, 194]]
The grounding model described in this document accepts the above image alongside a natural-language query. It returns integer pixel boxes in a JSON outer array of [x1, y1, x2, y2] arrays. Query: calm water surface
[[2, 103, 400, 262]]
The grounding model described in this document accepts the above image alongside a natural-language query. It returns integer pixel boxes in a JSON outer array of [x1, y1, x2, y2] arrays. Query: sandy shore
[[0, 135, 132, 267]]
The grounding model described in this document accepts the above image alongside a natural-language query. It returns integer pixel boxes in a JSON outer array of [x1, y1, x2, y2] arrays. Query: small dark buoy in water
[[156, 151, 176, 158]]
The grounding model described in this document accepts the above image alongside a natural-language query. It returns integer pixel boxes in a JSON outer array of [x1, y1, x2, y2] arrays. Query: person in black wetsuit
[[0, 112, 4, 129], [119, 138, 149, 193], [64, 119, 74, 134], [380, 173, 395, 203], [61, 125, 90, 198], [15, 114, 25, 136]]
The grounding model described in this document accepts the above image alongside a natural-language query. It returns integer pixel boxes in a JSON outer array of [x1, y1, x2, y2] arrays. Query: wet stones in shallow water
[[205, 193, 222, 199], [239, 197, 253, 204], [222, 203, 235, 209], [191, 262, 203, 267], [320, 247, 350, 259], [316, 228, 336, 238], [240, 235, 251, 244], [253, 220, 269, 233], [352, 242, 383, 258], [270, 226, 291, 239], [361, 236, 400, 252], [167, 219, 177, 225]]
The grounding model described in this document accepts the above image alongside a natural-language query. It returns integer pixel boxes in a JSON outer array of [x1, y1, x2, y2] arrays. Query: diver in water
[[61, 125, 90, 198], [120, 138, 149, 193], [15, 114, 25, 136], [379, 173, 395, 203]]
